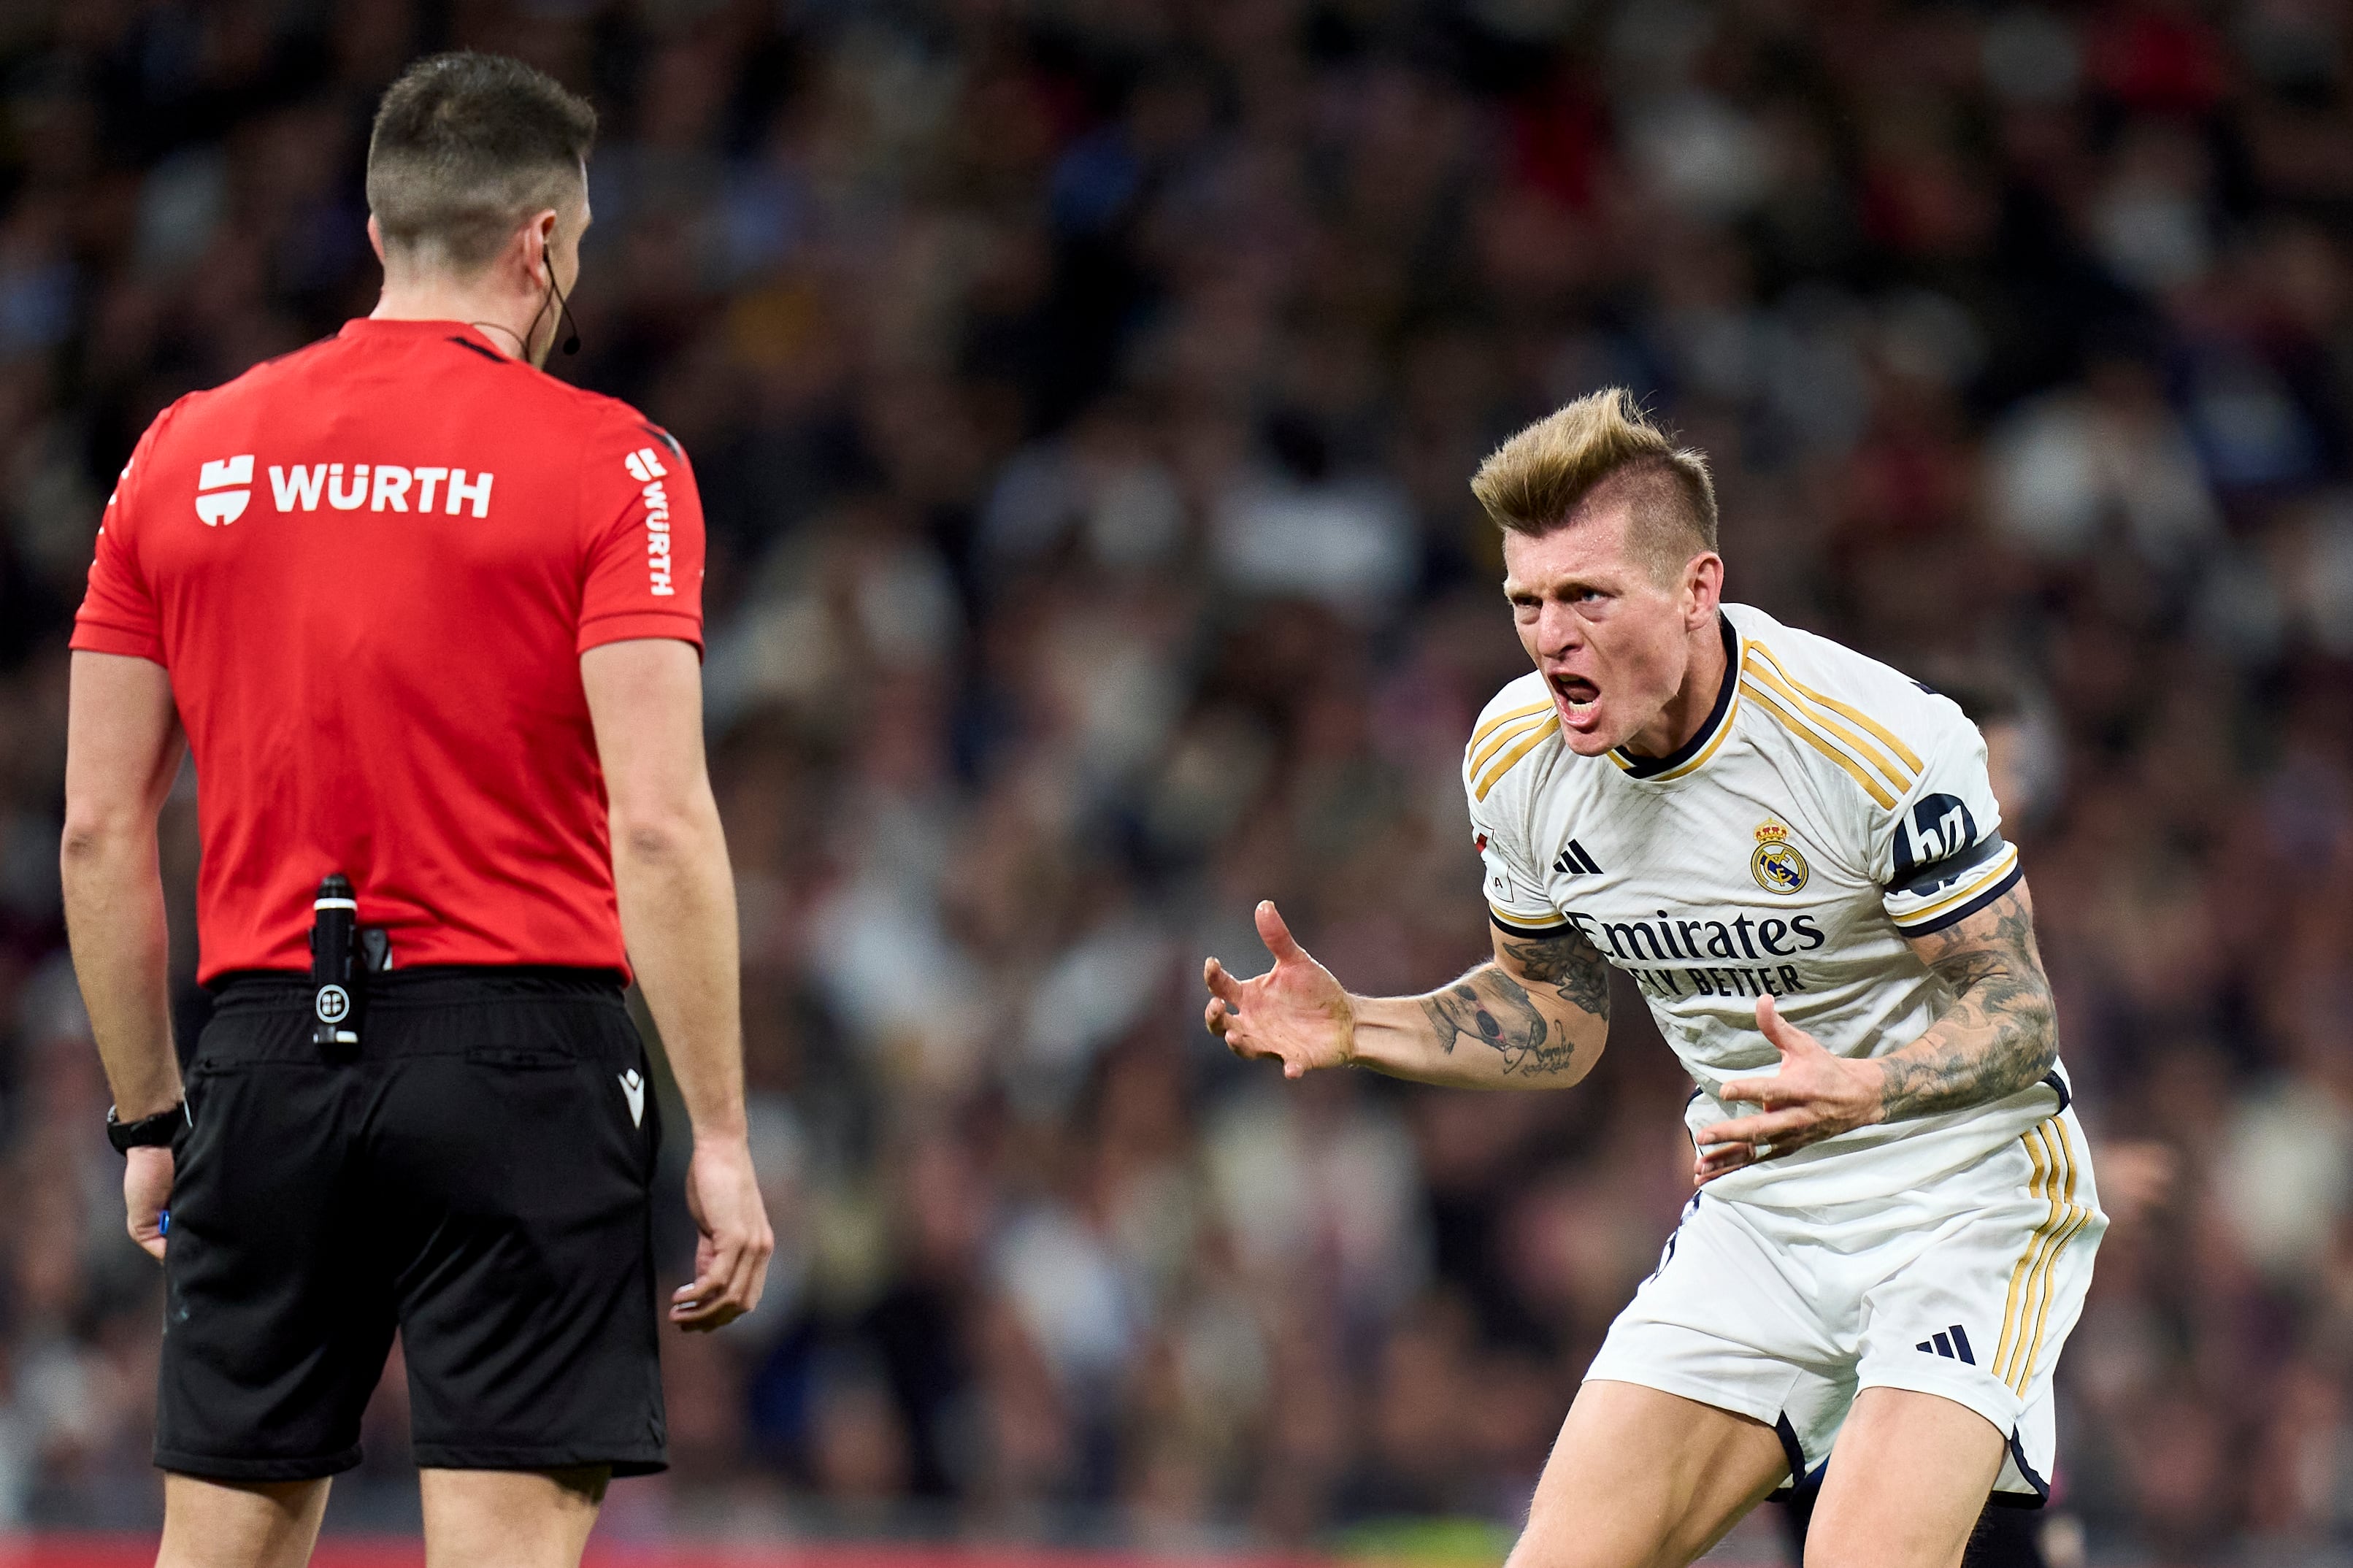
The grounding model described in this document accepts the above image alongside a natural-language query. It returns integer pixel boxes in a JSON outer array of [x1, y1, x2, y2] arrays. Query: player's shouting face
[[1501, 479, 1726, 761]]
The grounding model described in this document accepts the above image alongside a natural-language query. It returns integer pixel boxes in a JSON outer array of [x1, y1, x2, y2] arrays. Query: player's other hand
[[124, 1145, 172, 1261], [1203, 901, 1355, 1080], [1694, 996, 1886, 1185], [674, 1136, 775, 1332]]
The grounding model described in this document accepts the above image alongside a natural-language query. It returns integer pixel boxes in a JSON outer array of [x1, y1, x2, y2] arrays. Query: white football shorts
[[1586, 1106, 2105, 1504]]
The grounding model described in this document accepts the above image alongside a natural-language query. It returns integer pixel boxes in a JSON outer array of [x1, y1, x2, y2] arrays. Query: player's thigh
[[1805, 1387, 2005, 1568], [419, 1467, 607, 1568], [1508, 1380, 1790, 1568], [158, 1474, 331, 1568]]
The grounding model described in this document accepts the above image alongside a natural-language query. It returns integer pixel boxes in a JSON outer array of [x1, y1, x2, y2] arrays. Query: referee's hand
[[126, 1147, 172, 1261], [673, 1138, 774, 1331]]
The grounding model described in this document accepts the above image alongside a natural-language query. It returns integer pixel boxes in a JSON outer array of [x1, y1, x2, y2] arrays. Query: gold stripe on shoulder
[[1474, 717, 1559, 802], [1740, 681, 1898, 809], [1469, 711, 1554, 772], [1743, 653, 1913, 793], [1470, 698, 1555, 752], [1749, 643, 1925, 775], [1895, 845, 2020, 926]]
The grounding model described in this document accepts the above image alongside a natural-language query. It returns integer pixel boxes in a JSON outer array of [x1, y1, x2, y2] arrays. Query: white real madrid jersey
[[1464, 602, 2068, 1207]]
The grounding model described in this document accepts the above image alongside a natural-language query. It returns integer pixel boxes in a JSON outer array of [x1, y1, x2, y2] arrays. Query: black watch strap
[[106, 1102, 188, 1153]]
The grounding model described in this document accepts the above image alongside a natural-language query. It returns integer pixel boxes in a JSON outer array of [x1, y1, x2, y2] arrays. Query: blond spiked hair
[[1470, 389, 1719, 580]]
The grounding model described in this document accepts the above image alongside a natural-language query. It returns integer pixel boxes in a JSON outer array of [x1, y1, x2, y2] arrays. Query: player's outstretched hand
[[1203, 901, 1355, 1080], [1694, 996, 1886, 1185], [674, 1137, 775, 1332]]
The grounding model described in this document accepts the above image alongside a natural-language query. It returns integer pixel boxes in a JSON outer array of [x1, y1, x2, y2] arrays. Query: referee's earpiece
[[543, 223, 582, 358]]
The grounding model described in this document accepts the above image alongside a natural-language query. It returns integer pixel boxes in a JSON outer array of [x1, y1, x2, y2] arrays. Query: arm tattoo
[[1420, 926, 1610, 1078], [1878, 889, 2058, 1121], [1500, 929, 1613, 1021], [1422, 969, 1578, 1076]]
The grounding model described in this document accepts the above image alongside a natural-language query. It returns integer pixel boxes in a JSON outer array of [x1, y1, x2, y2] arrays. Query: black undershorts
[[156, 966, 667, 1481]]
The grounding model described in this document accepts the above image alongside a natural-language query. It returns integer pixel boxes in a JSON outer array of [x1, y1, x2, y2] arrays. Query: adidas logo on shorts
[[1916, 1324, 1976, 1364]]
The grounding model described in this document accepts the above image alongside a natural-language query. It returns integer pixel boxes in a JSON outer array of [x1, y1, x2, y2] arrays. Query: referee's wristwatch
[[106, 1102, 189, 1154]]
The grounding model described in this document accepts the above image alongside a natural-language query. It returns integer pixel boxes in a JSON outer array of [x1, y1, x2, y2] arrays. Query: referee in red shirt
[[60, 53, 772, 1566]]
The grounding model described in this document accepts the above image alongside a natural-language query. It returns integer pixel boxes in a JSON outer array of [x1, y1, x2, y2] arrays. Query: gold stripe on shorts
[[1993, 1121, 2062, 1382], [2010, 1120, 2094, 1394], [1994, 1116, 2091, 1393]]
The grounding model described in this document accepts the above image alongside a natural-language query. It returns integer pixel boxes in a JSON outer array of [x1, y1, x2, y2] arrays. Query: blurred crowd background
[[0, 0, 2349, 1561]]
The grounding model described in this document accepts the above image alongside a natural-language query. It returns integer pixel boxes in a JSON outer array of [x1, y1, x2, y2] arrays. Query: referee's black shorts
[[157, 967, 667, 1481]]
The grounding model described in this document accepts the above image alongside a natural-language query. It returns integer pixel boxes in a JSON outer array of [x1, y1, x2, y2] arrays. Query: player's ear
[[1683, 551, 1724, 623], [366, 214, 386, 266]]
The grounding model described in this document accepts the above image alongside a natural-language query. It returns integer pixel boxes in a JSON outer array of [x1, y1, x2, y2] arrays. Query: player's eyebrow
[[1504, 572, 1610, 601]]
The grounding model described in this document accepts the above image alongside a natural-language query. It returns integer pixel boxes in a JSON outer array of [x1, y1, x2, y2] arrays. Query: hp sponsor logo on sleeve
[[195, 456, 254, 526], [1893, 793, 1979, 886]]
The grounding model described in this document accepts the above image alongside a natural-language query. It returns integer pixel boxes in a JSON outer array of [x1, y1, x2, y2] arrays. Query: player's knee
[[1802, 1518, 1968, 1568]]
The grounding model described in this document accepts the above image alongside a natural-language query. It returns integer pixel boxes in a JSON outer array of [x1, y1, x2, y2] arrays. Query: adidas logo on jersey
[[1915, 1324, 1976, 1365], [1553, 840, 1602, 875], [195, 455, 253, 526]]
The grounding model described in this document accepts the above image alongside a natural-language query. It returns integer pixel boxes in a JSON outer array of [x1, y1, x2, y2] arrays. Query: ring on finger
[[1752, 1140, 1773, 1159]]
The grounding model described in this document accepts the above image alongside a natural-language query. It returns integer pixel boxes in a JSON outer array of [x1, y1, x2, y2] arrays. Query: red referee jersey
[[72, 318, 707, 983]]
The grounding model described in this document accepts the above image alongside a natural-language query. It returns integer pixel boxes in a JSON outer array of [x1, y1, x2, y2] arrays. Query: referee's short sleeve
[[577, 413, 705, 656], [72, 408, 174, 665]]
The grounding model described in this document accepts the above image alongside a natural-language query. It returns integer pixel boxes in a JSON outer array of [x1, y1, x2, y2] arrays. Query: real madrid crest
[[1751, 820, 1808, 895]]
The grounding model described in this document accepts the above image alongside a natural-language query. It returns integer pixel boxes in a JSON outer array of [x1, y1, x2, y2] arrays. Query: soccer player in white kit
[[1203, 390, 2103, 1568]]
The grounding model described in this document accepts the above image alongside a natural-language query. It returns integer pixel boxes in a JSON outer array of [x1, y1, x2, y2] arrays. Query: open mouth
[[1549, 672, 1600, 726]]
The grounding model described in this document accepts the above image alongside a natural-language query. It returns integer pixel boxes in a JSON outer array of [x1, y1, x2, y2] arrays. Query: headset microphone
[[548, 224, 581, 357], [553, 273, 581, 356]]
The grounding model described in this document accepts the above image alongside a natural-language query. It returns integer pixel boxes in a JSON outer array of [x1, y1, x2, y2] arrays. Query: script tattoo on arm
[[1419, 925, 1611, 1078], [1877, 884, 2057, 1121]]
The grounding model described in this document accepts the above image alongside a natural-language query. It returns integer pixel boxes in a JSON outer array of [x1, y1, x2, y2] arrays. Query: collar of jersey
[[339, 317, 510, 357], [1609, 615, 1742, 782]]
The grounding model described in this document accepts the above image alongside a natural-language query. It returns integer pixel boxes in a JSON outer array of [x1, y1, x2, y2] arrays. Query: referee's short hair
[[367, 52, 597, 274]]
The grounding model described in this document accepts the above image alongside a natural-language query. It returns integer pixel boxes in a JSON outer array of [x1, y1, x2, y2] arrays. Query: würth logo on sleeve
[[195, 456, 254, 526], [624, 447, 675, 597]]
